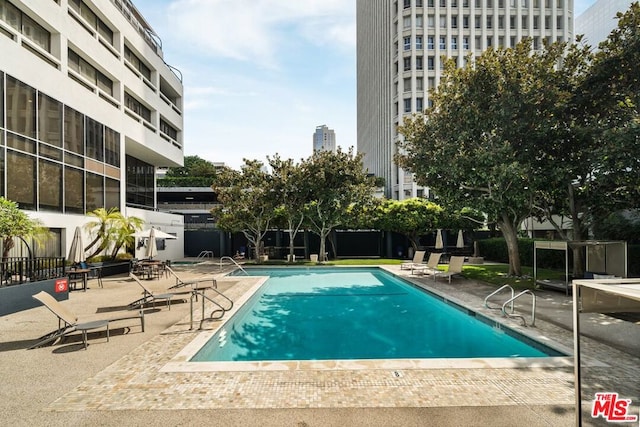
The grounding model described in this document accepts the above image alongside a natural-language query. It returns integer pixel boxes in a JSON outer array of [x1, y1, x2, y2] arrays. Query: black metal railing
[[0, 257, 66, 286]]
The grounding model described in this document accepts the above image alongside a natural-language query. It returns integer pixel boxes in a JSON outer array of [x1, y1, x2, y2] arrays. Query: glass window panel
[[21, 14, 50, 52], [86, 172, 103, 212], [104, 127, 120, 167], [97, 20, 113, 45], [0, 71, 3, 128], [96, 72, 112, 96], [38, 159, 63, 211], [1, 0, 21, 31], [39, 143, 63, 161], [7, 150, 36, 210], [7, 132, 36, 154], [0, 145, 4, 197], [64, 166, 84, 213], [79, 56, 96, 83], [85, 117, 103, 161], [105, 177, 120, 211], [64, 106, 84, 155], [126, 155, 154, 209], [38, 93, 62, 147], [6, 76, 36, 138]]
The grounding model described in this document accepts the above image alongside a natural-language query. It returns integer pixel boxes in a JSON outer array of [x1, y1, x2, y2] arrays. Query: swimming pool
[[190, 267, 564, 362]]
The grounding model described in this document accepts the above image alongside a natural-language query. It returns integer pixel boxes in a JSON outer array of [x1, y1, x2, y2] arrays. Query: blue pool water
[[191, 267, 563, 362]]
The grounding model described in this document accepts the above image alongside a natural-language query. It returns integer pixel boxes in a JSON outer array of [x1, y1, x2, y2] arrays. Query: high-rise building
[[575, 0, 632, 47], [0, 0, 185, 260], [313, 125, 337, 152], [357, 0, 573, 199]]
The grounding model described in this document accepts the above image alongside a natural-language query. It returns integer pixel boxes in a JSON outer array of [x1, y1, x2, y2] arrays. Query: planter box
[[0, 278, 69, 316], [90, 261, 131, 277]]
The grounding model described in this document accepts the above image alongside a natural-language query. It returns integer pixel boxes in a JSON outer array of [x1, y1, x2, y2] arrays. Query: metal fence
[[0, 257, 66, 286]]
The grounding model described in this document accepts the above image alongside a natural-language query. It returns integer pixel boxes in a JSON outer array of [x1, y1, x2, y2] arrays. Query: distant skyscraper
[[357, 0, 574, 199], [575, 0, 632, 47], [313, 125, 337, 152]]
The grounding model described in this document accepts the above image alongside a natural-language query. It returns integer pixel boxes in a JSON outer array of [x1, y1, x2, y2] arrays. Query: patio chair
[[128, 273, 175, 310], [411, 252, 442, 275], [433, 256, 466, 284], [29, 291, 144, 349], [401, 250, 426, 270]]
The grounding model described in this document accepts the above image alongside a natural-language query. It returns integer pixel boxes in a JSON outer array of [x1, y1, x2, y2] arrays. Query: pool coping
[[161, 266, 594, 373]]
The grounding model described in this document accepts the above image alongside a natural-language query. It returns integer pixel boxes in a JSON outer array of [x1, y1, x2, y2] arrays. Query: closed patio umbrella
[[68, 226, 85, 264], [435, 229, 444, 250], [144, 228, 158, 260], [456, 230, 464, 249], [131, 228, 177, 239]]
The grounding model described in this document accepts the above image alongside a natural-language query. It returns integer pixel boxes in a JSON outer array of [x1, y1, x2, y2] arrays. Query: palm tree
[[109, 215, 144, 259]]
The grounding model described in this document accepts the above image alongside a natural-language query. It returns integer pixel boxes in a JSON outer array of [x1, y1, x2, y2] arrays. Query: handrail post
[[484, 284, 515, 313], [501, 290, 536, 327]]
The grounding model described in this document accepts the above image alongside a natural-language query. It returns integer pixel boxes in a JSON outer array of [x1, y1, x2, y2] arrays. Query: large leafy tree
[[211, 160, 278, 262], [268, 155, 308, 262], [0, 197, 47, 260], [373, 198, 443, 251], [300, 148, 377, 262], [398, 40, 568, 276]]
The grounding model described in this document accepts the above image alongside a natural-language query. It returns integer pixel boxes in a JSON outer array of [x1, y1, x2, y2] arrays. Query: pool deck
[[0, 261, 638, 426]]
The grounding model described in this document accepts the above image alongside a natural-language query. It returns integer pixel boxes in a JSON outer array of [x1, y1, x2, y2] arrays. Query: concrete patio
[[0, 261, 638, 426]]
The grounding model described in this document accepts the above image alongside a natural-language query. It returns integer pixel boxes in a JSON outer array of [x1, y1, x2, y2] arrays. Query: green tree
[[0, 197, 47, 260], [211, 160, 278, 262], [300, 148, 377, 262], [373, 198, 444, 251], [84, 208, 143, 260], [159, 155, 219, 187], [398, 40, 567, 276], [269, 155, 308, 262]]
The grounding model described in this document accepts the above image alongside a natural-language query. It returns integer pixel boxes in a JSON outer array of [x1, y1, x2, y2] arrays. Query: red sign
[[55, 279, 68, 293]]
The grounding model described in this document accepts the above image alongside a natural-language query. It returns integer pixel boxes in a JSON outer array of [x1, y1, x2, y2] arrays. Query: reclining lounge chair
[[29, 291, 144, 349], [411, 252, 442, 275], [401, 250, 426, 270], [128, 273, 176, 309], [433, 256, 466, 284]]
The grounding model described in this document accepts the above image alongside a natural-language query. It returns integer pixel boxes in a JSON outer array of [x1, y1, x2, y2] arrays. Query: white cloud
[[167, 0, 355, 67]]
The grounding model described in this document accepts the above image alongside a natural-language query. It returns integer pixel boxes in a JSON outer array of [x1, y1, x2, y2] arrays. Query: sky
[[134, 0, 597, 170]]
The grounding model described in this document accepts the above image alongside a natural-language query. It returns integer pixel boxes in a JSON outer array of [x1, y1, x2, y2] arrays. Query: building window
[[428, 15, 435, 28], [439, 36, 446, 49], [38, 159, 63, 212], [403, 57, 411, 71], [160, 118, 178, 141], [416, 77, 424, 90], [511, 15, 516, 29], [498, 15, 504, 29], [487, 36, 493, 47], [416, 97, 423, 112], [68, 49, 113, 96], [85, 117, 104, 162], [486, 16, 493, 29], [451, 16, 457, 28], [69, 0, 114, 47], [416, 56, 423, 70], [0, 2, 51, 52], [427, 56, 435, 70], [439, 15, 446, 28], [440, 0, 446, 6], [404, 0, 411, 8], [416, 0, 423, 6], [38, 93, 62, 148], [64, 166, 84, 214], [126, 155, 155, 210], [86, 172, 104, 212], [403, 16, 412, 28], [451, 36, 457, 49], [416, 14, 423, 27], [428, 0, 434, 6], [475, 15, 481, 29], [404, 98, 411, 113], [427, 36, 434, 49], [463, 15, 469, 28], [403, 77, 411, 91], [533, 16, 539, 29], [124, 45, 152, 80], [7, 150, 36, 210], [404, 36, 411, 50], [463, 36, 469, 49], [64, 106, 84, 156], [124, 92, 152, 123], [416, 35, 423, 49], [104, 127, 120, 167], [5, 76, 36, 139], [522, 15, 528, 29]]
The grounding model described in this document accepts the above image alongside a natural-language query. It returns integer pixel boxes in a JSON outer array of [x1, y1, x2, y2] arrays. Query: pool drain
[[393, 370, 402, 378]]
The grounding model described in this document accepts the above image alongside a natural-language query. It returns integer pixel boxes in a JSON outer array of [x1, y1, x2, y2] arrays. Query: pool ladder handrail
[[501, 290, 536, 327], [219, 256, 249, 275], [197, 250, 214, 259], [187, 281, 234, 330], [484, 284, 515, 314]]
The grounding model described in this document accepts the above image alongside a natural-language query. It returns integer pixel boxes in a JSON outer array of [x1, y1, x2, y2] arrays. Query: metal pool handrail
[[219, 256, 249, 275]]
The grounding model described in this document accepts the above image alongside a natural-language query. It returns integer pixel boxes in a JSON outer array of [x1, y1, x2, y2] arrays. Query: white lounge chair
[[412, 252, 442, 275], [401, 250, 426, 270], [433, 256, 466, 283]]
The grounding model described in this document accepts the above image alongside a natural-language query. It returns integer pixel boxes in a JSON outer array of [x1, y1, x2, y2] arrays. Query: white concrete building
[[0, 0, 185, 261], [357, 0, 574, 199], [313, 125, 337, 153], [575, 0, 632, 48]]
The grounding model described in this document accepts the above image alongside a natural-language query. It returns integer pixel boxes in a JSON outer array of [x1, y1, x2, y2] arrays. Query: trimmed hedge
[[477, 237, 639, 277]]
